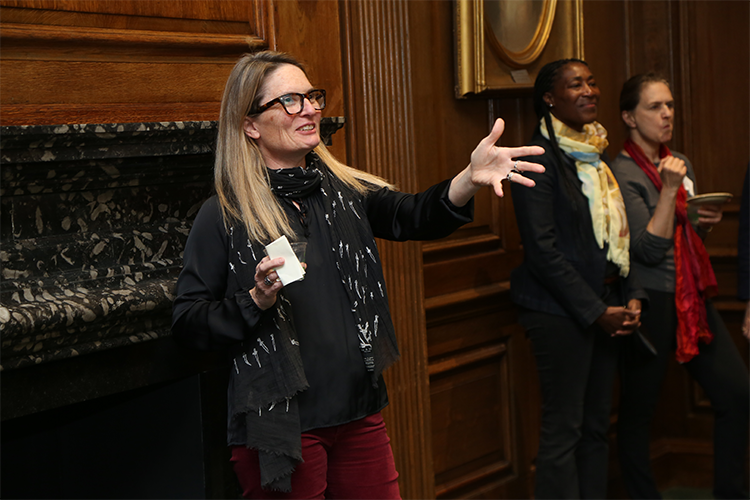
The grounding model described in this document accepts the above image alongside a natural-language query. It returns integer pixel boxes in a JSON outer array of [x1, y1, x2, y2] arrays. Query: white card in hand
[[265, 235, 305, 286]]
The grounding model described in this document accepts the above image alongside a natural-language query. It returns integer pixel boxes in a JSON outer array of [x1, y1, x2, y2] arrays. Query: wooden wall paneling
[[405, 10, 527, 430], [624, 0, 675, 78], [650, 438, 716, 491], [426, 285, 532, 499], [424, 249, 524, 300], [623, 0, 685, 151], [2, 61, 232, 103], [491, 92, 541, 497], [406, 0, 508, 297], [0, 0, 273, 125], [672, 0, 690, 158], [678, 0, 750, 196], [488, 95, 542, 498], [490, 94, 529, 249], [0, 0, 259, 23], [430, 344, 516, 499], [582, 0, 629, 159], [426, 285, 515, 361], [407, 1, 534, 496], [402, 0, 492, 193], [507, 319, 541, 497], [271, 0, 348, 161], [415, 7, 529, 304], [0, 57, 234, 125], [341, 1, 434, 498], [490, 94, 537, 496]]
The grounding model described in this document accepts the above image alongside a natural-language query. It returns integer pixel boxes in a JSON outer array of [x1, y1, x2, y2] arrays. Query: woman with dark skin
[[612, 73, 749, 500], [510, 59, 646, 498]]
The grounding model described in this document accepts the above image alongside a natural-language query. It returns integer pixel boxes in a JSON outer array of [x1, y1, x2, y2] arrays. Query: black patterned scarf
[[228, 152, 399, 492]]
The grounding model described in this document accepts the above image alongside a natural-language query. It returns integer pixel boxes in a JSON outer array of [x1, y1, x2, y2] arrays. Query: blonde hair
[[214, 51, 393, 243]]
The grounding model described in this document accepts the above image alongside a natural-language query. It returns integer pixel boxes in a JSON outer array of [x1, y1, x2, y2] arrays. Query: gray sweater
[[610, 151, 697, 293]]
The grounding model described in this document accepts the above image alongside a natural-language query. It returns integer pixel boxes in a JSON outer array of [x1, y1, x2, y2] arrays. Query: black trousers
[[618, 289, 750, 499], [519, 283, 624, 499]]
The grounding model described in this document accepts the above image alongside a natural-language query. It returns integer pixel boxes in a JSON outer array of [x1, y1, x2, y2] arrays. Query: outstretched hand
[[449, 118, 545, 206], [471, 118, 546, 197]]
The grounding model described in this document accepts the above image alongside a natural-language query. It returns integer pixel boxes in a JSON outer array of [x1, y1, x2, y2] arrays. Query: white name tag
[[682, 177, 695, 197], [265, 235, 305, 286]]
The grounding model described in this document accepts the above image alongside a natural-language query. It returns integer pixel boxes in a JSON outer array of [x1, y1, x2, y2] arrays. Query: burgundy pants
[[231, 412, 400, 499]]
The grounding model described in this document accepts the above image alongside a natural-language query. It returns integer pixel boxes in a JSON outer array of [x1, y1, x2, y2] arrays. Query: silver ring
[[264, 276, 273, 287], [506, 171, 515, 182], [513, 160, 519, 171]]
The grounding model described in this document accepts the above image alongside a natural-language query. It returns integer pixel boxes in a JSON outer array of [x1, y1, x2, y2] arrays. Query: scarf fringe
[[255, 445, 301, 493]]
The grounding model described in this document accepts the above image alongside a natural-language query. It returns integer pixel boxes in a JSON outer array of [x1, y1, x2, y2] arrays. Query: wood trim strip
[[255, 0, 275, 49], [422, 230, 500, 252], [429, 343, 507, 376], [342, 1, 434, 498], [0, 103, 221, 127], [677, 1, 693, 157], [425, 282, 510, 311], [711, 299, 747, 312], [435, 460, 512, 498], [1, 24, 265, 51], [649, 437, 714, 458], [422, 230, 502, 264]]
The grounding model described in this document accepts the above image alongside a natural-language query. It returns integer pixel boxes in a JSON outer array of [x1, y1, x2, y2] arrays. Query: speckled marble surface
[[1, 121, 218, 370], [1, 119, 345, 372]]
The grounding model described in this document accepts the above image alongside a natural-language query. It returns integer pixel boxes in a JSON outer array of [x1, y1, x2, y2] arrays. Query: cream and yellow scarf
[[540, 115, 630, 276]]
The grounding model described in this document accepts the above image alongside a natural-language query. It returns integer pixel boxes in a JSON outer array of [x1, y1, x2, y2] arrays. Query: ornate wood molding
[[341, 1, 435, 498], [0, 1, 276, 125], [0, 2, 274, 62], [0, 24, 264, 59]]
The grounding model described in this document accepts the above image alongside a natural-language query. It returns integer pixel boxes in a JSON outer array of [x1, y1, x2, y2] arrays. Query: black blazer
[[510, 128, 647, 328]]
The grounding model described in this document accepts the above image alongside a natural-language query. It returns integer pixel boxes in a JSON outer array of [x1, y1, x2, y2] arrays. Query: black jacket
[[510, 128, 647, 328]]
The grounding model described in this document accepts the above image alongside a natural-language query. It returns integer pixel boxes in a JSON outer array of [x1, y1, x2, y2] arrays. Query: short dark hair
[[619, 73, 670, 113]]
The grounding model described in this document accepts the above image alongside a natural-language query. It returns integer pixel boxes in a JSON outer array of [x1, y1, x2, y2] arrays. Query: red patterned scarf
[[624, 138, 717, 363]]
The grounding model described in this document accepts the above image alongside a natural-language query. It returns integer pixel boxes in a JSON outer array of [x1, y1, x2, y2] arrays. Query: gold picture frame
[[454, 0, 584, 97]]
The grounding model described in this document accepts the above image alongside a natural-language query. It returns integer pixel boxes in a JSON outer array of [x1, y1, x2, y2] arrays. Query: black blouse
[[172, 177, 472, 444]]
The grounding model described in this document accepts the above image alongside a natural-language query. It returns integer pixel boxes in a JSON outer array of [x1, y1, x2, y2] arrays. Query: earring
[[549, 103, 553, 108]]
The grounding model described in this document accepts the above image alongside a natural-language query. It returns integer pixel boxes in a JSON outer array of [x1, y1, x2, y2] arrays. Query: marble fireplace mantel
[[0, 118, 345, 374]]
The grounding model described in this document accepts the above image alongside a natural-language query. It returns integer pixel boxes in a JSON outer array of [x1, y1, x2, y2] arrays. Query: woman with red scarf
[[611, 73, 749, 499]]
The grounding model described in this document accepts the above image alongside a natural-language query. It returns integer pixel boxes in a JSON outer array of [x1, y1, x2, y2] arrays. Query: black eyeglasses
[[253, 89, 326, 115]]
